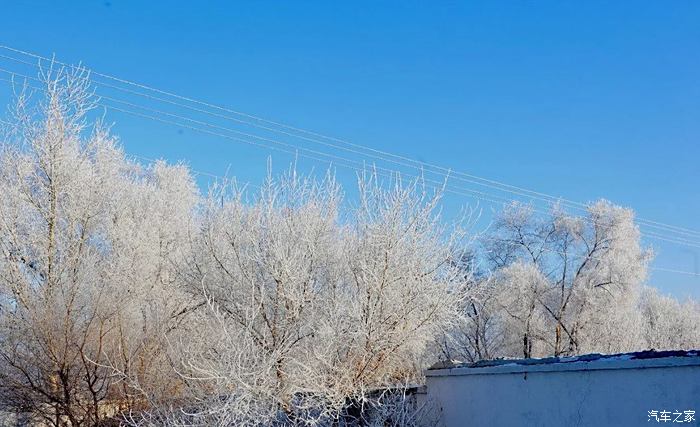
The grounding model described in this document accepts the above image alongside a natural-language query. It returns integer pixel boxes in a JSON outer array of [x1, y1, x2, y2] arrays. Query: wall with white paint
[[425, 352, 700, 427]]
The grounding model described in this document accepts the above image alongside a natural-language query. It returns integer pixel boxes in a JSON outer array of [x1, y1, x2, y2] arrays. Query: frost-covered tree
[[639, 286, 700, 351], [479, 201, 652, 358], [494, 262, 550, 358], [433, 252, 507, 364], [98, 159, 198, 416], [171, 171, 347, 423], [0, 68, 465, 424], [145, 172, 471, 426], [0, 67, 197, 425], [332, 175, 470, 387]]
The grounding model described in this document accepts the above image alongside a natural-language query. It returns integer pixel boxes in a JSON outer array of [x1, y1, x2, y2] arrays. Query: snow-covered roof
[[426, 350, 700, 376]]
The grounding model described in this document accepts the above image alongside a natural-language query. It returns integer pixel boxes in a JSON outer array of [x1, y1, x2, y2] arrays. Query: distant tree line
[[438, 202, 700, 364]]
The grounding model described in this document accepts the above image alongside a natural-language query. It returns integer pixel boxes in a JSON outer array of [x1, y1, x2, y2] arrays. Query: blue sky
[[1, 1, 699, 297]]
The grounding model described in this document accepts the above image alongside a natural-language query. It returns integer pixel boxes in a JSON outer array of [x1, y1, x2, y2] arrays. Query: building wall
[[425, 356, 700, 427]]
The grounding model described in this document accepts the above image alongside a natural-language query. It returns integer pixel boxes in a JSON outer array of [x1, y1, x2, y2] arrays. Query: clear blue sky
[[1, 1, 699, 297]]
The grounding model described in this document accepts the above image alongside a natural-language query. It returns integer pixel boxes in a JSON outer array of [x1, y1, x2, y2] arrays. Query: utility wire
[[0, 71, 552, 207], [1, 45, 698, 239], [0, 52, 584, 211], [0, 70, 674, 237], [1, 84, 699, 277], [2, 69, 700, 249], [5, 50, 698, 239], [651, 267, 700, 277], [2, 64, 698, 246]]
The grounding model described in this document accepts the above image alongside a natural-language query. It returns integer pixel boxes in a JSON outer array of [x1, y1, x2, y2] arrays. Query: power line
[[2, 45, 699, 240], [651, 267, 700, 277], [5, 49, 700, 239], [0, 72, 546, 208], [1, 91, 699, 278], [0, 52, 580, 210], [2, 68, 700, 250], [0, 71, 669, 235], [2, 64, 698, 249]]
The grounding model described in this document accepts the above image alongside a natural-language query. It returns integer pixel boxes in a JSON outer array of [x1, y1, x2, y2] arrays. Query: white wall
[[425, 355, 700, 427]]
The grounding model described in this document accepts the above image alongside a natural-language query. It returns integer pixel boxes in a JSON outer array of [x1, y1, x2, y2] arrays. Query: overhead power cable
[[1, 45, 699, 240], [2, 67, 700, 250], [0, 74, 513, 207], [0, 53, 591, 211], [1, 89, 700, 277]]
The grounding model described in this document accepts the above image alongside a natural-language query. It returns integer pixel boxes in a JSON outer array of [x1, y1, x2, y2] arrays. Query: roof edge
[[426, 350, 700, 377]]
